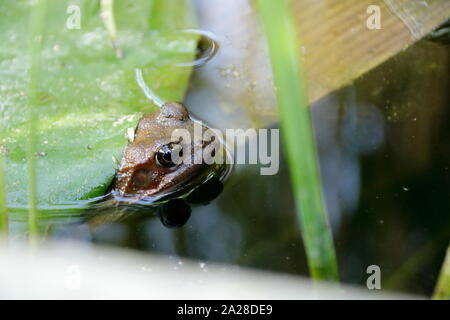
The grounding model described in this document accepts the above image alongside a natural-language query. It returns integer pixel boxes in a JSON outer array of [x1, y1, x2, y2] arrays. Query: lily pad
[[0, 0, 198, 209]]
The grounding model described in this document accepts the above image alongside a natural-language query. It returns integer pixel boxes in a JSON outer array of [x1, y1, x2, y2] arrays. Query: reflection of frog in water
[[91, 101, 228, 228]]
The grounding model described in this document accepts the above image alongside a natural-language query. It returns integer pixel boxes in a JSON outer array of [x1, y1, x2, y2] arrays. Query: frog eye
[[155, 144, 182, 168]]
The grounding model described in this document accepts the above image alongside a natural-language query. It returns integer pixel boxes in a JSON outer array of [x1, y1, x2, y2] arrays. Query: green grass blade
[[26, 0, 48, 242], [256, 0, 339, 281], [0, 147, 7, 236], [434, 244, 450, 299]]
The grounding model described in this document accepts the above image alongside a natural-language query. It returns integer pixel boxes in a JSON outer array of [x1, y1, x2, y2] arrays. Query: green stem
[[256, 0, 339, 281], [27, 0, 48, 243], [385, 226, 450, 291], [101, 0, 123, 58], [0, 146, 7, 236], [433, 244, 450, 300]]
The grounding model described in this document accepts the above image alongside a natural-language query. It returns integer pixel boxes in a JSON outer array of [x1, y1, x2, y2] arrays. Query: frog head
[[112, 102, 226, 202]]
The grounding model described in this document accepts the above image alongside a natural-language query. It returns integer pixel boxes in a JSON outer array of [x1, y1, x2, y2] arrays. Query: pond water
[[4, 0, 450, 297]]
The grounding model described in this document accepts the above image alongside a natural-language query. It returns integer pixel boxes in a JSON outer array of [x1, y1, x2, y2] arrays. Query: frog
[[111, 101, 227, 203], [87, 101, 227, 228]]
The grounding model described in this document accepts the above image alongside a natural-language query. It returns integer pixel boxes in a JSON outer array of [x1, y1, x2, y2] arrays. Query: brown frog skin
[[111, 101, 222, 201]]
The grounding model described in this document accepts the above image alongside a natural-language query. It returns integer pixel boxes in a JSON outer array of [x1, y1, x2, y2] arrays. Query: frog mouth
[[114, 164, 227, 206]]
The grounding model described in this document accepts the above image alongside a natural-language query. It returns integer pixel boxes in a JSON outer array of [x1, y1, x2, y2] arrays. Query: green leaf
[[256, 0, 339, 281], [0, 0, 198, 209]]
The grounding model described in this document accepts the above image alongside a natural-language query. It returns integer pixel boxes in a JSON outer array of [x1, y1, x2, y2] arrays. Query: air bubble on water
[[218, 65, 240, 78]]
